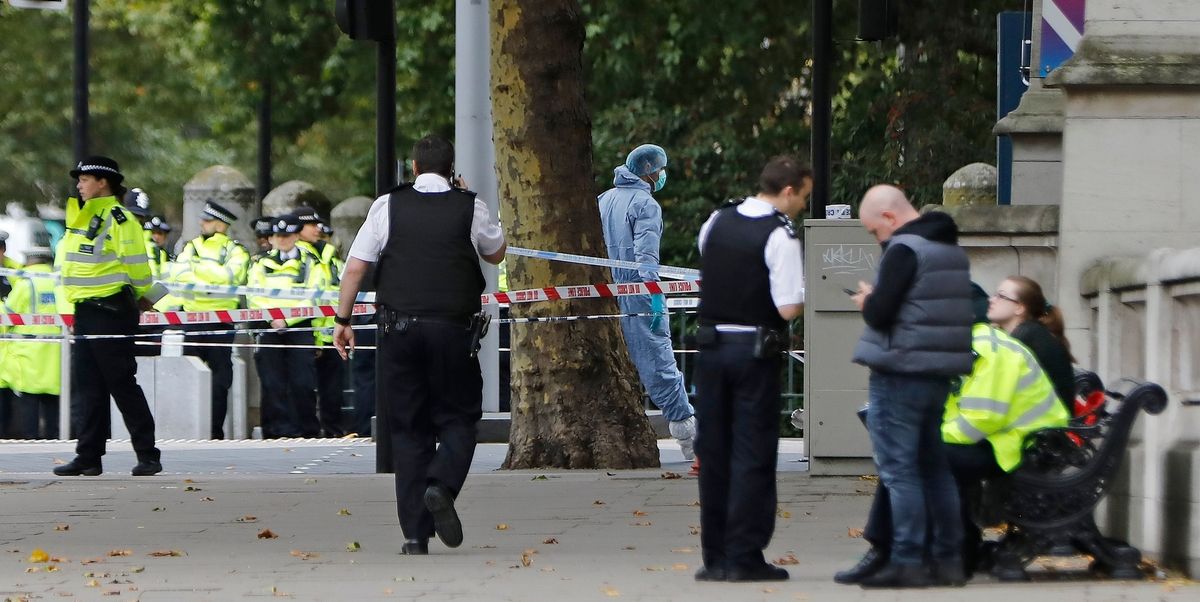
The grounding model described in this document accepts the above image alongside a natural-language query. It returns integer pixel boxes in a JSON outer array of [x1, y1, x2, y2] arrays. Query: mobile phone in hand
[[843, 287, 858, 296]]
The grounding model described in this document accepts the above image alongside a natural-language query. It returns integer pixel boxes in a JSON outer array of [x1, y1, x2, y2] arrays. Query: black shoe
[[694, 566, 727, 582], [726, 564, 789, 582], [834, 547, 888, 584], [401, 539, 428, 555], [932, 558, 967, 586], [859, 562, 931, 588], [131, 460, 162, 476], [53, 458, 102, 476], [424, 483, 463, 548]]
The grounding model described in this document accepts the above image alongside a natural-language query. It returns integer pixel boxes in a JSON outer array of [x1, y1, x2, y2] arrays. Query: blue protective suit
[[598, 166, 695, 422]]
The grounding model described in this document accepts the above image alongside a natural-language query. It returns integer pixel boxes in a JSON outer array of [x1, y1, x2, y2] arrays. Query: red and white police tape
[[0, 278, 702, 327]]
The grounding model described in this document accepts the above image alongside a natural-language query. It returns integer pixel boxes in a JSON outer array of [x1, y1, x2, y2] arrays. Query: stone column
[[1052, 0, 1200, 572], [181, 166, 257, 250], [330, 196, 374, 258], [261, 180, 333, 222], [993, 0, 1067, 205]]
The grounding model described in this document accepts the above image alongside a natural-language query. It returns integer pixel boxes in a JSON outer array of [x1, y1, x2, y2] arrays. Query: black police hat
[[253, 216, 275, 237], [272, 214, 303, 235], [144, 215, 172, 233], [293, 206, 323, 224], [201, 201, 238, 224], [123, 188, 152, 218], [70, 156, 124, 184]]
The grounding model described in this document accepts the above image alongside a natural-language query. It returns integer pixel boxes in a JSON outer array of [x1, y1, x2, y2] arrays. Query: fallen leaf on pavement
[[290, 549, 319, 560], [602, 586, 620, 597], [539, 567, 556, 572], [184, 486, 202, 492], [643, 565, 665, 572], [542, 538, 558, 545], [689, 525, 701, 535], [81, 558, 103, 565], [521, 552, 533, 567], [337, 508, 351, 516], [107, 550, 132, 557], [847, 528, 864, 538], [183, 479, 195, 484], [85, 578, 100, 587], [28, 548, 48, 563], [147, 550, 185, 557], [270, 585, 289, 597], [394, 576, 415, 582], [689, 500, 701, 507], [129, 566, 145, 573], [83, 571, 109, 578], [54, 524, 69, 531], [474, 544, 496, 549], [632, 510, 647, 516], [495, 524, 509, 531], [49, 555, 68, 563], [102, 590, 120, 597], [630, 521, 652, 527], [303, 478, 316, 484], [235, 515, 258, 523], [593, 500, 605, 505], [672, 563, 688, 571], [25, 566, 39, 573], [859, 475, 879, 483], [777, 506, 792, 519], [346, 541, 361, 552], [201, 497, 215, 502], [661, 471, 682, 480], [773, 553, 800, 566], [257, 529, 278, 539], [53, 458, 66, 465], [671, 547, 694, 554], [623, 546, 636, 550], [152, 507, 165, 512], [531, 475, 548, 481]]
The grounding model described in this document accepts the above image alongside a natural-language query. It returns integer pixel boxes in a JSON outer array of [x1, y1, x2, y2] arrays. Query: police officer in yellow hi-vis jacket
[[54, 156, 166, 477], [248, 214, 327, 438], [172, 201, 250, 439], [1, 247, 68, 439], [295, 207, 345, 437]]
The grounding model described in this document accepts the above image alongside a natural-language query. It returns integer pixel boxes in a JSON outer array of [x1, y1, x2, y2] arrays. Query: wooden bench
[[983, 370, 1169, 581]]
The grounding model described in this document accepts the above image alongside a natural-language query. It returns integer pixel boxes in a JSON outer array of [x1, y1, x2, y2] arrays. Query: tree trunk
[[491, 0, 660, 469]]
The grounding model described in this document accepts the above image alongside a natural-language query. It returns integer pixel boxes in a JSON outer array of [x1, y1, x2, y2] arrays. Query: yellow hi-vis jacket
[[0, 256, 23, 390], [171, 232, 250, 312], [297, 240, 342, 346], [1, 263, 67, 395], [247, 248, 328, 327], [942, 323, 1071, 472], [60, 195, 154, 303]]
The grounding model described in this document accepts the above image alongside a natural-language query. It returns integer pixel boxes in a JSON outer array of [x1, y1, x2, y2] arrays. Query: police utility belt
[[696, 324, 787, 359], [376, 306, 491, 358]]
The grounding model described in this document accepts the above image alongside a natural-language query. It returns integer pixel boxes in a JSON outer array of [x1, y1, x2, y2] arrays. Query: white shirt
[[697, 196, 805, 308], [348, 173, 505, 262]]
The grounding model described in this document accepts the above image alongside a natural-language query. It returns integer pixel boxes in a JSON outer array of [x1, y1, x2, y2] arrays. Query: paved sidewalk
[[0, 442, 1195, 601]]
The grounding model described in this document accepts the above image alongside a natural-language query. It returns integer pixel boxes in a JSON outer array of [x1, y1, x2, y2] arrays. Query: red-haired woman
[[987, 276, 1076, 409]]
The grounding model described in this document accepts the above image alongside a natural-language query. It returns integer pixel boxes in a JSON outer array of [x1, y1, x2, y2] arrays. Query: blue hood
[[612, 165, 651, 191]]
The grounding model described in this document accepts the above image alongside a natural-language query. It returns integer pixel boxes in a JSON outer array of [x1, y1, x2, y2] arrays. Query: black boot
[[727, 564, 789, 582], [131, 459, 162, 476], [53, 457, 102, 476], [932, 558, 967, 586], [401, 539, 428, 555], [834, 547, 888, 584], [859, 562, 931, 588], [424, 483, 463, 548], [694, 566, 727, 582]]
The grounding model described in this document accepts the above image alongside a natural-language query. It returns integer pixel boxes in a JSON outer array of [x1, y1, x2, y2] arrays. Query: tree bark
[[491, 0, 660, 469]]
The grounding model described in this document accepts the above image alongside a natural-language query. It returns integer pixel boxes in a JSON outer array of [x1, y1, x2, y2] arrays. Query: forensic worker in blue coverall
[[598, 144, 697, 461]]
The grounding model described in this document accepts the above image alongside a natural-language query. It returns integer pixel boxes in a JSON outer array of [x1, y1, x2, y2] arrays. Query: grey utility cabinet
[[803, 219, 879, 475]]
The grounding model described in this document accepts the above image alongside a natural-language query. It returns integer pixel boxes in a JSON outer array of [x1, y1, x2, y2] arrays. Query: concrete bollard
[[942, 163, 998, 208], [262, 181, 333, 223]]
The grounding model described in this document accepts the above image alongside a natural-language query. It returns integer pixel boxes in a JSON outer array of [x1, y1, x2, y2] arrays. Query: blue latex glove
[[650, 294, 666, 331]]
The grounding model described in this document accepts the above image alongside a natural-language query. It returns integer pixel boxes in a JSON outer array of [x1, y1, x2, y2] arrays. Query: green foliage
[[2, 0, 1009, 254]]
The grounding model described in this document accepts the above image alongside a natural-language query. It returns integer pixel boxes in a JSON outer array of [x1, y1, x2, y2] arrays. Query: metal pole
[[374, 2, 397, 474], [811, 0, 833, 219], [72, 0, 89, 160], [456, 0, 501, 413], [256, 78, 273, 208]]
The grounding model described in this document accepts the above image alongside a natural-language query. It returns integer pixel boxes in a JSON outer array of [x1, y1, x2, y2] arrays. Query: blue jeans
[[866, 371, 962, 564]]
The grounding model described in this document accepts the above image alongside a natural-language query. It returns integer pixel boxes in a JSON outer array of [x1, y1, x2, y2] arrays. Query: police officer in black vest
[[333, 135, 506, 555], [692, 156, 811, 582]]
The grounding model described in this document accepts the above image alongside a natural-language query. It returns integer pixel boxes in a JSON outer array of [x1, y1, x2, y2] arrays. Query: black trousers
[[255, 328, 318, 438], [315, 347, 346, 437], [72, 295, 159, 464], [864, 440, 1006, 559], [351, 314, 377, 436], [379, 317, 482, 541], [0, 387, 12, 438], [12, 392, 59, 439], [694, 336, 782, 572], [183, 323, 235, 439]]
